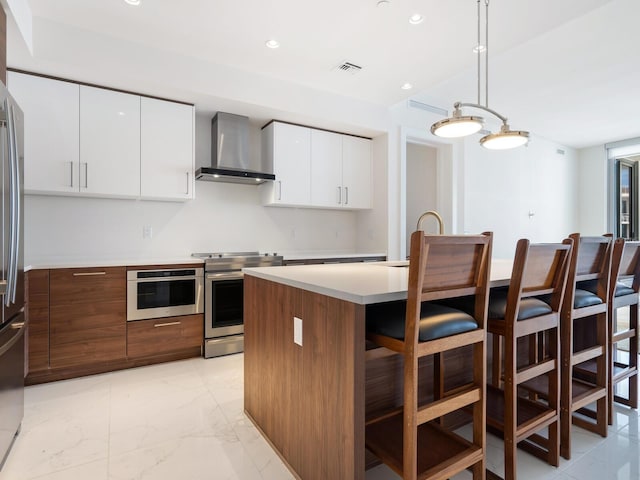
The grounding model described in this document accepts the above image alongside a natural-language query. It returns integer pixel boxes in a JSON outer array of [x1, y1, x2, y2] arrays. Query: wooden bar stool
[[577, 238, 639, 424], [365, 231, 492, 480], [487, 238, 572, 480], [535, 233, 612, 460]]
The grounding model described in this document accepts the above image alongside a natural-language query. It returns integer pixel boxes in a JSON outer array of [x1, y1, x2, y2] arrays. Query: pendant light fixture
[[430, 0, 529, 149]]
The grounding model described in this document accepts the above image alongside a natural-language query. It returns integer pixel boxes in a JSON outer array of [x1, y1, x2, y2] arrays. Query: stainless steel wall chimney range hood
[[195, 112, 275, 185]]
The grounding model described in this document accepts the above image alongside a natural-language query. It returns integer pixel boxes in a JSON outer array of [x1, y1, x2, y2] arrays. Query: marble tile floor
[[0, 354, 638, 480]]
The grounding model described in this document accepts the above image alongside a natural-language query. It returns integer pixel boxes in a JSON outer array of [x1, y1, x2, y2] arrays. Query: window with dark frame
[[616, 156, 640, 240]]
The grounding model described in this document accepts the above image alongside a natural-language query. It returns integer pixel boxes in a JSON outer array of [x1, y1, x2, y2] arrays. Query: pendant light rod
[[475, 0, 489, 107], [477, 0, 481, 105], [485, 0, 489, 107]]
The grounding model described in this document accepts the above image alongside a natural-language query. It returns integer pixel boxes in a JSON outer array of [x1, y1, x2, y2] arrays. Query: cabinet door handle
[[277, 180, 282, 201], [345, 186, 349, 205], [83, 162, 89, 189], [337, 186, 341, 204], [154, 321, 181, 328], [73, 271, 107, 276], [69, 161, 74, 188], [186, 172, 190, 195]]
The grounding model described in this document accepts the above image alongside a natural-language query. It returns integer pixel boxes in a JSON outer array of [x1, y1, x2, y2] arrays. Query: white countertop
[[281, 251, 386, 261], [25, 257, 205, 271], [244, 259, 513, 305], [25, 252, 386, 270]]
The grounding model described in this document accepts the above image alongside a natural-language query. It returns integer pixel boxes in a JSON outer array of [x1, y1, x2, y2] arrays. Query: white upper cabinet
[[310, 130, 342, 207], [262, 121, 372, 209], [310, 132, 372, 209], [140, 98, 194, 200], [9, 72, 195, 201], [8, 71, 80, 194], [262, 122, 311, 206], [341, 136, 372, 209], [80, 86, 140, 198]]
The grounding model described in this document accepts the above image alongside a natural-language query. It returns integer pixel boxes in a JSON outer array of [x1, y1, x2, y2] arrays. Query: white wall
[[389, 99, 580, 260], [24, 184, 362, 264], [463, 136, 579, 259], [577, 145, 608, 234]]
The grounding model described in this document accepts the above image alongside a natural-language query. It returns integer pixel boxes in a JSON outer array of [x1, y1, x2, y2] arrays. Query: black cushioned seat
[[487, 288, 552, 320], [538, 288, 603, 309], [578, 279, 635, 298], [366, 301, 477, 342], [438, 288, 552, 321]]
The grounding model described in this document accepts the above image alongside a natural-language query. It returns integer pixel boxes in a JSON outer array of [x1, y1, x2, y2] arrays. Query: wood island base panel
[[244, 275, 366, 480]]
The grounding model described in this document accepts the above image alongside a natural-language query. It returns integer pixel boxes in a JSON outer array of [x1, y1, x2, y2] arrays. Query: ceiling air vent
[[335, 61, 362, 74]]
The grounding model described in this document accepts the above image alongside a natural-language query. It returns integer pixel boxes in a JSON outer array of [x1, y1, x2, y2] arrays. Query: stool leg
[[472, 341, 486, 480], [608, 307, 615, 426], [629, 303, 639, 410], [560, 314, 573, 460], [492, 334, 502, 388], [596, 311, 609, 437], [403, 353, 418, 480]]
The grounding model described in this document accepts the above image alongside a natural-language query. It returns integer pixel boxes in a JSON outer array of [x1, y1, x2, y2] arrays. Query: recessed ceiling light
[[473, 44, 486, 53], [265, 39, 280, 49], [377, 0, 391, 7], [401, 83, 413, 90], [409, 14, 424, 25], [124, 0, 141, 5]]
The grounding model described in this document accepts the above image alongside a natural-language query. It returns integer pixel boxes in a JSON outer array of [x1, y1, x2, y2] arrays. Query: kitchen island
[[243, 261, 513, 480]]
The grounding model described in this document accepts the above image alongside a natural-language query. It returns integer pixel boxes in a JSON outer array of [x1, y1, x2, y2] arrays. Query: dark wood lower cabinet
[[127, 314, 203, 359], [49, 267, 127, 369], [25, 270, 50, 373], [26, 267, 204, 385]]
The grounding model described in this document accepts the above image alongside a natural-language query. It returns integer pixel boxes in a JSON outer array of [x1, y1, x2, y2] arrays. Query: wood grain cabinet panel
[[127, 314, 203, 359], [25, 270, 50, 373], [49, 267, 126, 369]]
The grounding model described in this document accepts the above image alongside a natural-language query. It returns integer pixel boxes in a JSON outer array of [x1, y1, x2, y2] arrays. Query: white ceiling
[[6, 0, 640, 148]]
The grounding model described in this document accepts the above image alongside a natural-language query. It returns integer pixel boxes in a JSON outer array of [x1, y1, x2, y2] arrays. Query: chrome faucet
[[416, 210, 444, 234]]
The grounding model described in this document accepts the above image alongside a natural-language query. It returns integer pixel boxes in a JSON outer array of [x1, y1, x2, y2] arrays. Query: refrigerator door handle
[[9, 104, 19, 303], [5, 101, 18, 306], [4, 100, 14, 307]]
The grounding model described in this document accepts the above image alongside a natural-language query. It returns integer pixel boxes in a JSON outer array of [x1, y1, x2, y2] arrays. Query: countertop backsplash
[[24, 182, 386, 266]]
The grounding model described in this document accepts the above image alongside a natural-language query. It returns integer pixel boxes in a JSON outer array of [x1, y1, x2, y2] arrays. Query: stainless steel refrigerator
[[0, 80, 24, 470]]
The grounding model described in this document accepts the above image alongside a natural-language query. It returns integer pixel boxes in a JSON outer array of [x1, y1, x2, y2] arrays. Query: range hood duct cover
[[196, 112, 275, 185]]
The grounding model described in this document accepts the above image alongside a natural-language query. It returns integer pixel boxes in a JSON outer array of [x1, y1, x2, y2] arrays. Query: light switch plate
[[294, 316, 303, 346]]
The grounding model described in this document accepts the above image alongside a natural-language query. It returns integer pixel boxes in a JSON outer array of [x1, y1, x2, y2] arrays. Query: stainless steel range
[[192, 252, 283, 358]]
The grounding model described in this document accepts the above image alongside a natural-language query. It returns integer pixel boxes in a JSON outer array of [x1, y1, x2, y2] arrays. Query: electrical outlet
[[143, 225, 153, 239], [294, 316, 303, 346]]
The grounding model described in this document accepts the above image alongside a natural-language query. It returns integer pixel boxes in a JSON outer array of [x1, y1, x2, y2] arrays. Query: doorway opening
[[405, 143, 438, 254]]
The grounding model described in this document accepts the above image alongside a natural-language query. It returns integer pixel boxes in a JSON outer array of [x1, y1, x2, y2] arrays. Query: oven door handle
[[206, 272, 244, 280], [129, 276, 201, 283]]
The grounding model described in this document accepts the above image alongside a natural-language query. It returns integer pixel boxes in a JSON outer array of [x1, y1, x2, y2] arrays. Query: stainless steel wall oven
[[193, 252, 282, 358], [127, 267, 204, 321]]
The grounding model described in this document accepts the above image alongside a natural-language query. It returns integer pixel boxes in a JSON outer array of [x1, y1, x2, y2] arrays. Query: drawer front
[[50, 267, 126, 305], [127, 314, 203, 359]]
